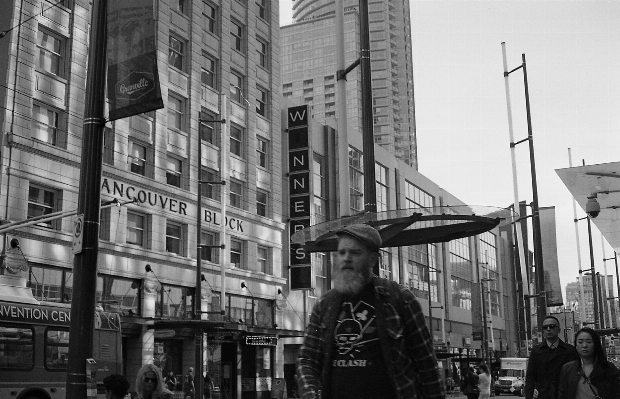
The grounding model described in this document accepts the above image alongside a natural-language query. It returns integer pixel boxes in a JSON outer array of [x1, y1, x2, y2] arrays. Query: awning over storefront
[[556, 161, 620, 253]]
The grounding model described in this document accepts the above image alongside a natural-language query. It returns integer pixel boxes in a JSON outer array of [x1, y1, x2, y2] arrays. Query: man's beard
[[333, 267, 371, 295]]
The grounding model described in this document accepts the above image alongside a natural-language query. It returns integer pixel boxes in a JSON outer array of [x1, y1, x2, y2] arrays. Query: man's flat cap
[[336, 224, 382, 252]]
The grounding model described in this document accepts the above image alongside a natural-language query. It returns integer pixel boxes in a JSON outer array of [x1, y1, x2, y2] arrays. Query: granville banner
[[107, 0, 163, 121]]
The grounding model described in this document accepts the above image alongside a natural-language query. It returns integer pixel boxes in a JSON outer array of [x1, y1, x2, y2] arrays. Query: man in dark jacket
[[525, 316, 578, 399]]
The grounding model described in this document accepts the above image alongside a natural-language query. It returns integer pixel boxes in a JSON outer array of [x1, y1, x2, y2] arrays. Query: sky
[[279, 1, 620, 299]]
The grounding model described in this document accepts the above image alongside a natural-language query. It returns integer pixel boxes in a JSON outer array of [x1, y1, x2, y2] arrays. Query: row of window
[[27, 184, 273, 273]]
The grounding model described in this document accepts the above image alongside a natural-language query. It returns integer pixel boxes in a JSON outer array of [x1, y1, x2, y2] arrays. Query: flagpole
[[66, 0, 107, 397]]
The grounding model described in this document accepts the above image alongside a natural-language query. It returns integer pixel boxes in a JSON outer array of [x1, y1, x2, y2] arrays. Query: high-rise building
[[281, 0, 418, 168], [0, 0, 290, 396]]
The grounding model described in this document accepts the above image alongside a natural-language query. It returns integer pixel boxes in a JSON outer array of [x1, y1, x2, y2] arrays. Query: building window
[[230, 125, 243, 157], [313, 153, 327, 224], [231, 20, 244, 52], [166, 222, 184, 255], [174, 0, 186, 14], [168, 35, 184, 71], [201, 168, 220, 201], [37, 28, 63, 77], [200, 111, 218, 145], [256, 0, 267, 19], [313, 252, 329, 298], [230, 238, 243, 268], [27, 185, 57, 229], [256, 37, 268, 68], [201, 55, 217, 88], [405, 180, 434, 208], [229, 180, 243, 209], [258, 246, 271, 274], [103, 127, 114, 165], [99, 207, 111, 241], [204, 2, 217, 33], [168, 95, 185, 131], [127, 211, 147, 247], [28, 265, 73, 303], [256, 86, 268, 117], [349, 147, 364, 212], [201, 231, 220, 263], [230, 71, 244, 103], [256, 136, 268, 168], [156, 284, 191, 318], [256, 189, 268, 217], [166, 156, 183, 188], [376, 163, 389, 212], [129, 141, 147, 176], [32, 103, 59, 145]]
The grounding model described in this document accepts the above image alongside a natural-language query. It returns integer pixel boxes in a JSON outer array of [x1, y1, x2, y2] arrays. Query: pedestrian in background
[[525, 316, 578, 399], [558, 327, 620, 399], [184, 367, 195, 399], [103, 374, 130, 399], [204, 371, 215, 399], [135, 364, 173, 399], [296, 224, 444, 399], [164, 371, 177, 392], [462, 366, 480, 399], [478, 364, 492, 399]]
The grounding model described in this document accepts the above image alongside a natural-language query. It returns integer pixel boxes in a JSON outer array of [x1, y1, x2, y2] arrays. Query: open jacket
[[525, 339, 578, 399], [558, 360, 620, 399], [296, 277, 444, 399]]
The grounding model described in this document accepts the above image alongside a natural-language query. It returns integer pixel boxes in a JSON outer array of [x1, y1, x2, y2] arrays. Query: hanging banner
[[107, 0, 164, 121], [539, 206, 564, 307]]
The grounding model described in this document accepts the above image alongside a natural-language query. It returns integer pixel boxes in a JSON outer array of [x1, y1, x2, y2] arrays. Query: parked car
[[494, 376, 524, 396]]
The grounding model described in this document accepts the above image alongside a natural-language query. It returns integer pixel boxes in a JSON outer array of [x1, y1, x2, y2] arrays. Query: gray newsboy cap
[[335, 224, 382, 252]]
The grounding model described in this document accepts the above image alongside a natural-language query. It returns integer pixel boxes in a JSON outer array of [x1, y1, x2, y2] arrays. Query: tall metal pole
[[568, 149, 587, 327], [66, 0, 107, 397], [615, 254, 620, 327], [481, 278, 489, 366], [358, 0, 376, 213], [587, 216, 600, 329], [195, 114, 204, 399], [521, 53, 547, 328], [335, 0, 351, 218]]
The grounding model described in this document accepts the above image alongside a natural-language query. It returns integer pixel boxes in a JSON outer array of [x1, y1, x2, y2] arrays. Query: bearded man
[[296, 224, 444, 399]]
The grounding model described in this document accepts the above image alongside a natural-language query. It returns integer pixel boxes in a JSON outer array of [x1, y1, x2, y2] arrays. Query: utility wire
[[0, 0, 64, 39]]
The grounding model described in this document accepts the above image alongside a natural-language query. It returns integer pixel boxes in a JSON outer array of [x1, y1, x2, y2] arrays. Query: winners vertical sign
[[288, 105, 313, 290]]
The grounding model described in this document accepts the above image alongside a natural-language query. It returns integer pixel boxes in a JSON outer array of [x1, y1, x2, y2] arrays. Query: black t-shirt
[[329, 283, 397, 399]]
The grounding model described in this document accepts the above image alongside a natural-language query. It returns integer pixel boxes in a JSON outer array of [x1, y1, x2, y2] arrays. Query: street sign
[[73, 214, 84, 254]]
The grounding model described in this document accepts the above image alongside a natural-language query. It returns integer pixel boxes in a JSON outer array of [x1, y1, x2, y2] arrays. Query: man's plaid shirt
[[296, 277, 445, 399]]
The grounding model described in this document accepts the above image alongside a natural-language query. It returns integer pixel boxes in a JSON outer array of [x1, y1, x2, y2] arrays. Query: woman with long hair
[[477, 363, 492, 399], [558, 327, 620, 399], [135, 363, 173, 399]]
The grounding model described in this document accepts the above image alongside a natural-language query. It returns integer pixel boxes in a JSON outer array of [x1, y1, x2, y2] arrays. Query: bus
[[0, 278, 122, 399]]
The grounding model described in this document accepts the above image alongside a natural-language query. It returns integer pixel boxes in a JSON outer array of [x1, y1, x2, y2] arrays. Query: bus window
[[0, 325, 34, 369], [45, 328, 70, 370]]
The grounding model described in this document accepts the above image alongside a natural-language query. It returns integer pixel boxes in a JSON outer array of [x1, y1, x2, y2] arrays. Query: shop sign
[[154, 329, 175, 339], [245, 336, 277, 346], [207, 332, 237, 341]]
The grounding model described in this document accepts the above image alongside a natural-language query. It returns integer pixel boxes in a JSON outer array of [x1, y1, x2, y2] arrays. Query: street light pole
[[481, 278, 495, 367]]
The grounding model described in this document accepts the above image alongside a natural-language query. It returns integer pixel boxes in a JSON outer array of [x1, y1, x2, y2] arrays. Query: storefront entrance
[[208, 340, 237, 399]]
